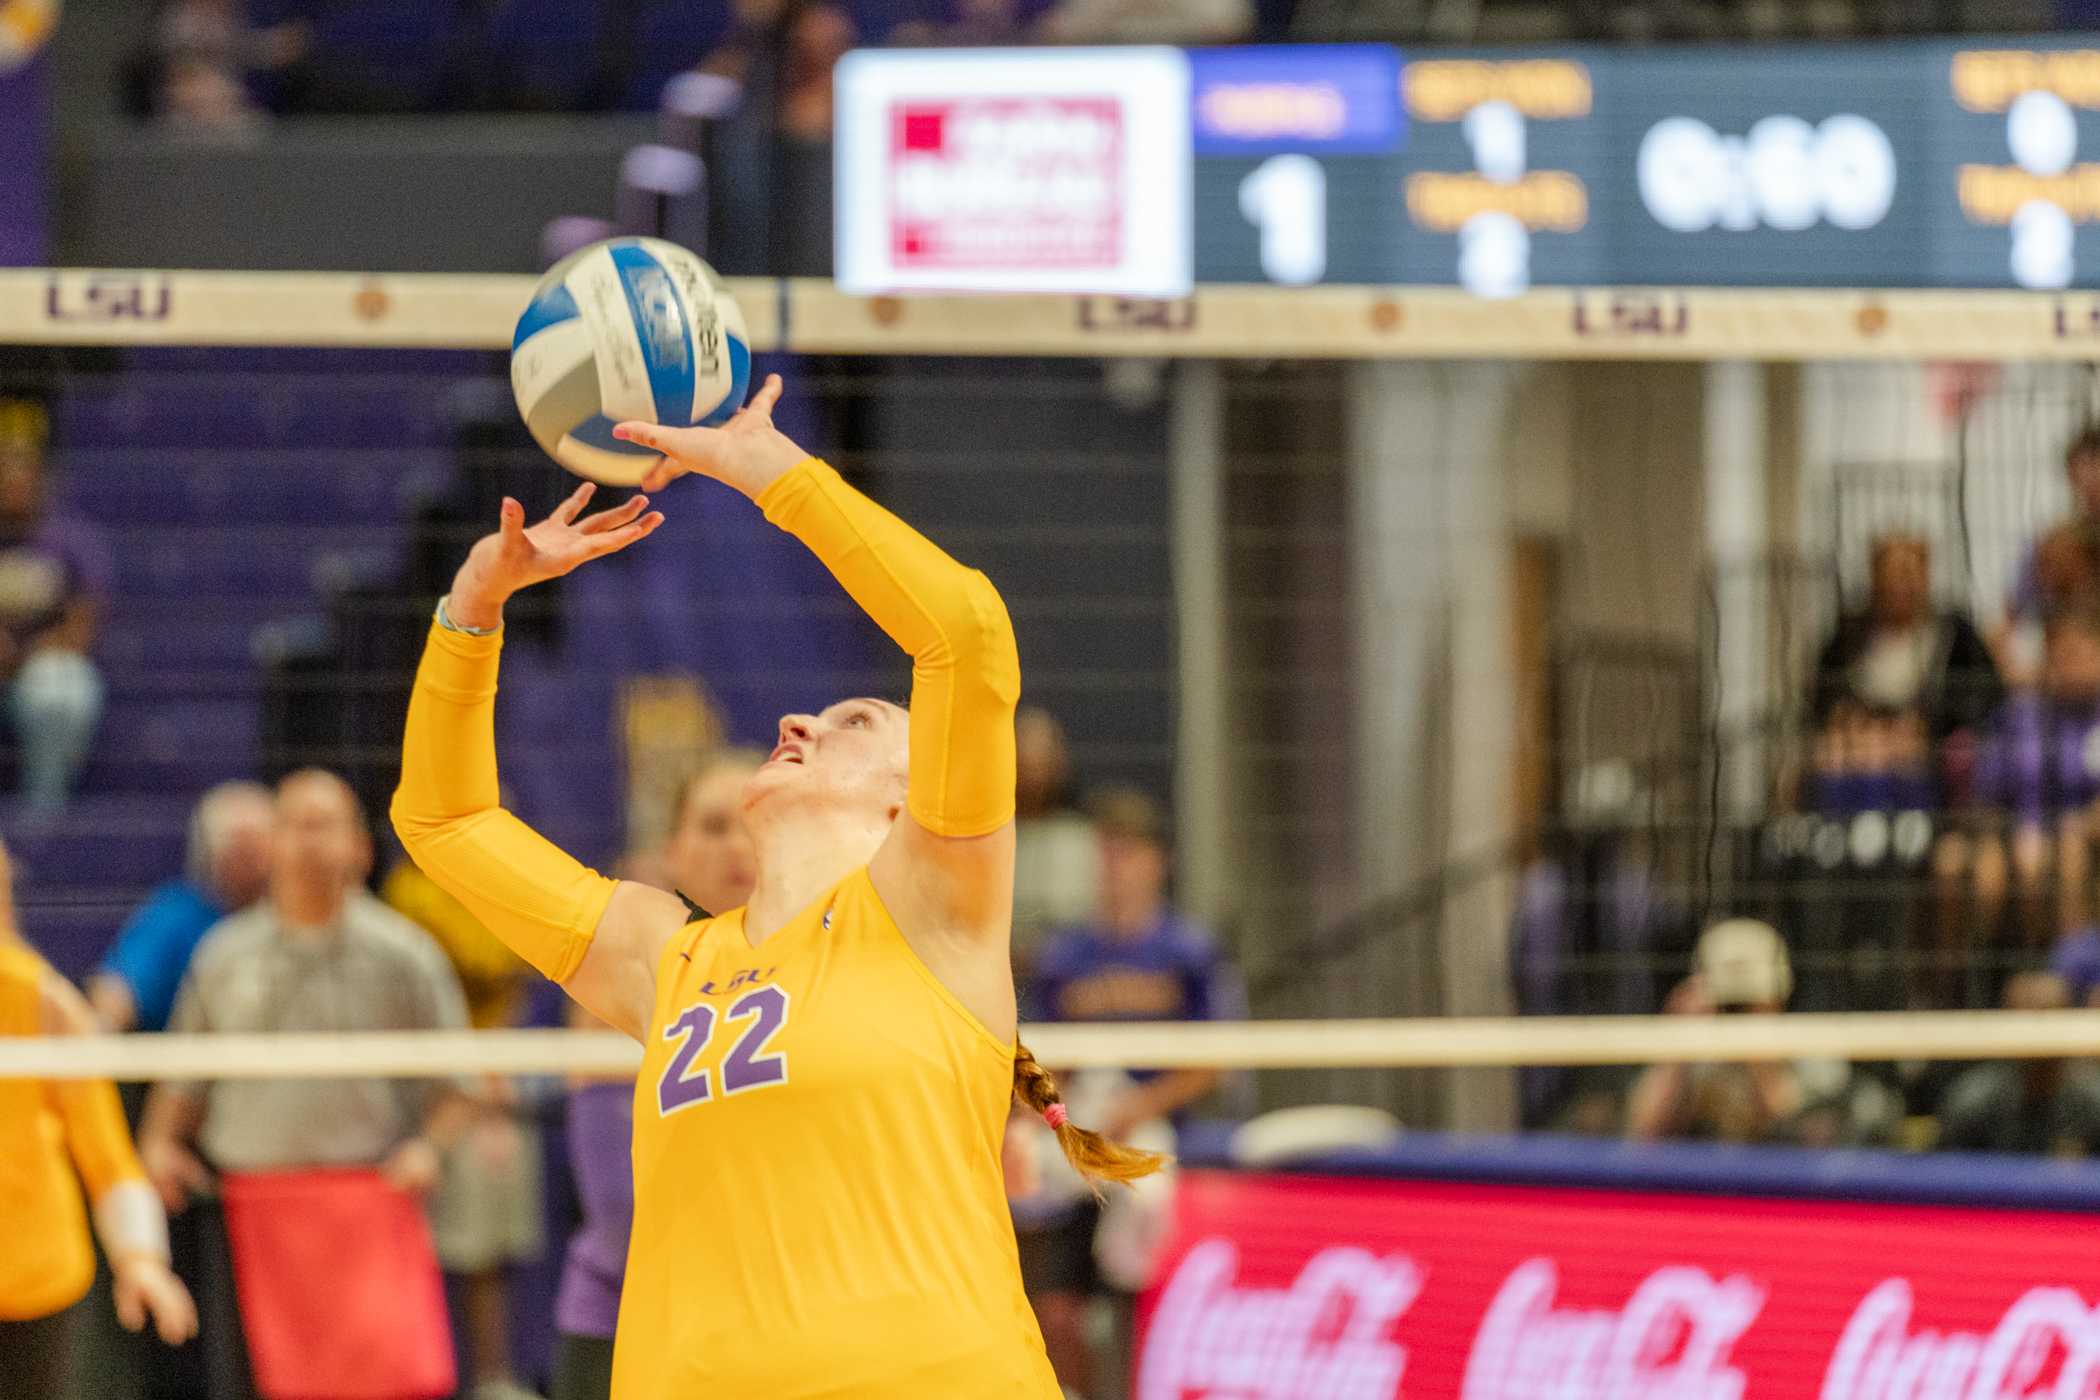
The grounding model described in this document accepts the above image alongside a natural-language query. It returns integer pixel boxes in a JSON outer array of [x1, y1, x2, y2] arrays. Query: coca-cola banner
[[1135, 1170, 2100, 1399]]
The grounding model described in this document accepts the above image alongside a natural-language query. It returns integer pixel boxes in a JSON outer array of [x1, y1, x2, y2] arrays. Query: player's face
[[666, 764, 758, 915], [747, 699, 908, 821]]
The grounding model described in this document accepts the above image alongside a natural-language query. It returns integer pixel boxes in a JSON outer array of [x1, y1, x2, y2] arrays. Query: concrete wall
[[57, 116, 651, 273]]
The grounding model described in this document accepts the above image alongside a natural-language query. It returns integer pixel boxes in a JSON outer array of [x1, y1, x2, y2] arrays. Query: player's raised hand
[[449, 483, 664, 629], [612, 373, 809, 500]]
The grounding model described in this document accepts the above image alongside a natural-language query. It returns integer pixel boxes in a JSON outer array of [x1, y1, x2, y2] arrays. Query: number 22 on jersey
[[656, 984, 791, 1115]]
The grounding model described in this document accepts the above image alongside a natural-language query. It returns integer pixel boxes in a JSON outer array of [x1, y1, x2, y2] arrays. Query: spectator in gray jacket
[[1937, 972, 2100, 1157]]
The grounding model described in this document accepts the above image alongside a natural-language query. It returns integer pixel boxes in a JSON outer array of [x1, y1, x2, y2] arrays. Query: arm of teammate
[[390, 485, 682, 1041], [615, 375, 1019, 946], [40, 972, 197, 1344]]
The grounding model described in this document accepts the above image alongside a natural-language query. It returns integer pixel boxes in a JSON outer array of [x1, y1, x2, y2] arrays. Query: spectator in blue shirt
[[1030, 787, 1238, 1132], [1022, 786, 1239, 1397], [88, 782, 273, 1032]]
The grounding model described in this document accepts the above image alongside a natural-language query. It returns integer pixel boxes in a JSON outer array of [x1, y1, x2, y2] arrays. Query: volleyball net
[[4, 271, 2100, 1134]]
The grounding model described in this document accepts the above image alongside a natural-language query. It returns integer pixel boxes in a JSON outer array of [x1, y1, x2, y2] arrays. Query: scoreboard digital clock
[[833, 38, 2100, 296]]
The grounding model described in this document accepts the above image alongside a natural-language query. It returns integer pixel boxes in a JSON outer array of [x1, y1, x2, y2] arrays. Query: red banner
[[1133, 1170, 2100, 1399]]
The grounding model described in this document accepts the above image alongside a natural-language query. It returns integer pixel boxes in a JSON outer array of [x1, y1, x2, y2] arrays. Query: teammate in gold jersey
[[393, 375, 1161, 1398], [0, 845, 195, 1397]]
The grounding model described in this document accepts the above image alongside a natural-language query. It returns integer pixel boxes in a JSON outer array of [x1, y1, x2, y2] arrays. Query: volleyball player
[[393, 374, 1161, 1397], [0, 845, 196, 1396]]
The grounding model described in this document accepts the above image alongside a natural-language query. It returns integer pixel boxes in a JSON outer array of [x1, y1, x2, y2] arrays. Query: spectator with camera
[[1626, 919, 1898, 1148]]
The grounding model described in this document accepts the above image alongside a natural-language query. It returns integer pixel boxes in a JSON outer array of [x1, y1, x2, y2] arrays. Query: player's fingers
[[584, 512, 666, 557], [115, 1281, 144, 1333], [498, 497, 528, 547], [639, 458, 685, 493], [550, 481, 597, 525], [579, 494, 649, 534], [609, 420, 699, 454], [744, 374, 784, 421]]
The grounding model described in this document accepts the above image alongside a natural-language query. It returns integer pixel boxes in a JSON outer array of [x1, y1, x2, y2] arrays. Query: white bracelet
[[435, 594, 499, 637], [95, 1180, 171, 1263]]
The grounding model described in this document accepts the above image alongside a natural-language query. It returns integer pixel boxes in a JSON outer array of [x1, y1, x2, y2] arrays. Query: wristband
[[95, 1180, 171, 1263], [435, 594, 499, 637]]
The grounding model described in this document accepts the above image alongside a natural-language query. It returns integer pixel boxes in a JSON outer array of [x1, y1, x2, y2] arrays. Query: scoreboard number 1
[[1237, 155, 1329, 286]]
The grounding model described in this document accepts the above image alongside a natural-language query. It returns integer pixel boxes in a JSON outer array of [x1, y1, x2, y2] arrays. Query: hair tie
[[1042, 1103, 1068, 1130]]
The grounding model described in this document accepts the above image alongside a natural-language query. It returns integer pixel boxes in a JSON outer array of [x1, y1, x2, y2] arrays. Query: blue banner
[[0, 56, 46, 266], [1189, 44, 1404, 156]]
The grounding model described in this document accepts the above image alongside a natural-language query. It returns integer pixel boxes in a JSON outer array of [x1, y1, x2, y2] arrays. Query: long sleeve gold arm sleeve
[[52, 1077, 169, 1262], [758, 458, 1021, 838], [390, 623, 620, 984]]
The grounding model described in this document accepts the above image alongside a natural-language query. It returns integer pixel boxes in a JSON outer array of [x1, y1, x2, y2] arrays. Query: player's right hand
[[613, 373, 809, 501]]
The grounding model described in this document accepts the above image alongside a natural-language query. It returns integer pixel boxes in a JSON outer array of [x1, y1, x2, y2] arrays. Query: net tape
[[11, 269, 2100, 361], [2, 1011, 2099, 1080]]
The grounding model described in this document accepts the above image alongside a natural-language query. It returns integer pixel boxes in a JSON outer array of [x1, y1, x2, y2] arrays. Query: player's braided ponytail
[[1012, 1041, 1168, 1191]]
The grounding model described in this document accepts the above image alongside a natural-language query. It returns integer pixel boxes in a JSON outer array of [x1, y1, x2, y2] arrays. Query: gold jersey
[[0, 940, 145, 1320], [613, 868, 1060, 1398]]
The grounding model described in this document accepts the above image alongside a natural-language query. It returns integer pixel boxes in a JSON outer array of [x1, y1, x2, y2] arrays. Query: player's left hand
[[448, 483, 664, 629], [112, 1255, 198, 1345]]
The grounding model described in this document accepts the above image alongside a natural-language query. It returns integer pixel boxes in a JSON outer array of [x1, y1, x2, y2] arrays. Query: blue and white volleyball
[[509, 237, 750, 485]]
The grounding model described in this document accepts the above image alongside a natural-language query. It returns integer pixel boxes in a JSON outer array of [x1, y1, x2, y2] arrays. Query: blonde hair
[[1011, 1042, 1169, 1191]]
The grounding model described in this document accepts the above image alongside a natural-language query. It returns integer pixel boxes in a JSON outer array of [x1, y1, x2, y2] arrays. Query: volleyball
[[509, 236, 750, 485]]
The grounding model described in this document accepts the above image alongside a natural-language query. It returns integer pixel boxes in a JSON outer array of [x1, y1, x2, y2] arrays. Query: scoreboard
[[834, 38, 2100, 296]]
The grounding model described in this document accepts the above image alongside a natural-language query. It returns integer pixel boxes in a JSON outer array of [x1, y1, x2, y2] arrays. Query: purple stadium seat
[[488, 0, 608, 108]]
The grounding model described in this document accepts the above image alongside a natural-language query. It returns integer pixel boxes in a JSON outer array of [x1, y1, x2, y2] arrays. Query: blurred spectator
[[696, 0, 852, 276], [1792, 538, 1981, 1007], [1024, 787, 1241, 1399], [1936, 972, 2100, 1156], [382, 857, 541, 1400], [1512, 762, 1691, 1127], [552, 749, 761, 1400], [2052, 925, 2100, 1005], [1810, 533, 2000, 764], [893, 0, 1030, 45], [1625, 919, 1898, 1148], [2010, 425, 2100, 621], [0, 399, 111, 810], [136, 771, 472, 1400], [89, 782, 274, 1035], [1037, 0, 1254, 42], [1011, 707, 1100, 973], [659, 748, 763, 910], [1972, 608, 2100, 953], [699, 0, 854, 140], [1999, 425, 2100, 683], [146, 0, 307, 129]]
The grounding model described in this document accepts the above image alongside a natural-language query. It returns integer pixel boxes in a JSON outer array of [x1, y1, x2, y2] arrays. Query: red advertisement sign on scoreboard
[[888, 97, 1125, 272], [1134, 1170, 2100, 1399]]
